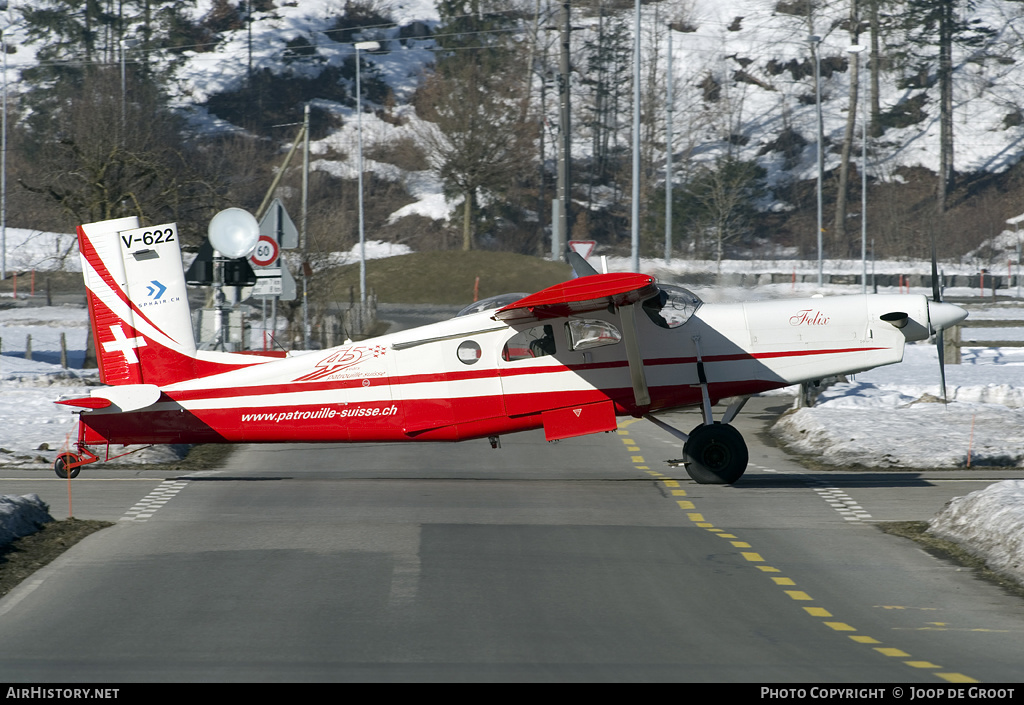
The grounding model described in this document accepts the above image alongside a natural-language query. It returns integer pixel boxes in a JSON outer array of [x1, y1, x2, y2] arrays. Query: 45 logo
[[294, 345, 388, 382]]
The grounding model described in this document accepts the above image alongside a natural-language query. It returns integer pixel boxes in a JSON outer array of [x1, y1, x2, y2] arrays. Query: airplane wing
[[492, 273, 658, 324]]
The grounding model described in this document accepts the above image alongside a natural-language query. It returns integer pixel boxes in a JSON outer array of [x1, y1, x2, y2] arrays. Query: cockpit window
[[566, 318, 622, 351], [642, 285, 702, 329]]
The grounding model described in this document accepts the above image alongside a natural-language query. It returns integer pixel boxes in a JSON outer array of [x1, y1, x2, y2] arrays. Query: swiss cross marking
[[102, 324, 147, 365]]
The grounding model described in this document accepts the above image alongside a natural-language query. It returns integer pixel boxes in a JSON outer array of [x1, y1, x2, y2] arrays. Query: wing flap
[[542, 400, 617, 441], [493, 273, 658, 324]]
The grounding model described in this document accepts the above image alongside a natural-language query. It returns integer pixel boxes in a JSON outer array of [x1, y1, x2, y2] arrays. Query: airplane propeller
[[931, 239, 947, 403], [926, 236, 970, 404]]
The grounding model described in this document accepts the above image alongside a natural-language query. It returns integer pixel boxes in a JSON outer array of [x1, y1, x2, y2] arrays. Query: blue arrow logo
[[146, 280, 167, 300]]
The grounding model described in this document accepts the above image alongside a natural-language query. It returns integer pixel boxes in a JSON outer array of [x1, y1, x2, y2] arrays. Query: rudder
[[79, 217, 198, 386]]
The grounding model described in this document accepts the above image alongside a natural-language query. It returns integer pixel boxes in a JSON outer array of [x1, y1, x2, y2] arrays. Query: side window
[[502, 325, 556, 361], [565, 318, 622, 351]]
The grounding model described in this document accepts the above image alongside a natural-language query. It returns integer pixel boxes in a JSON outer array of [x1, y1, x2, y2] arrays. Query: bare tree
[[16, 67, 214, 236]]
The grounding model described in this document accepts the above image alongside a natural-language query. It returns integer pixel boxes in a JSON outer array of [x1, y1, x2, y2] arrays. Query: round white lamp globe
[[208, 208, 260, 258]]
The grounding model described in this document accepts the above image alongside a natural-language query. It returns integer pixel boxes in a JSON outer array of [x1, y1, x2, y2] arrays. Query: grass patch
[[0, 518, 113, 598], [879, 521, 1024, 599], [321, 250, 574, 305], [167, 443, 236, 472]]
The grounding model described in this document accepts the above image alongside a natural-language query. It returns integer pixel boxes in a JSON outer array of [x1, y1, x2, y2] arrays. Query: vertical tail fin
[[80, 217, 200, 386]]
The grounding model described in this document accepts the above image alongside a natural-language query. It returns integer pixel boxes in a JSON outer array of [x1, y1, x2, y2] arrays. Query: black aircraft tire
[[54, 453, 81, 479], [683, 423, 748, 485]]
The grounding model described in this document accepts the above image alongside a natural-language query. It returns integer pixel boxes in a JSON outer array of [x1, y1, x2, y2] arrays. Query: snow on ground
[[772, 342, 1024, 469], [0, 494, 53, 546], [929, 480, 1024, 584]]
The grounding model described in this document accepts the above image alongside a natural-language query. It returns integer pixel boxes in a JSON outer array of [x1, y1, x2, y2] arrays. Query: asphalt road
[[1, 396, 1023, 683]]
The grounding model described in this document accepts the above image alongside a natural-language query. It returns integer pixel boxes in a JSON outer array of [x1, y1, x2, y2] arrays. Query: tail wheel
[[54, 453, 82, 479], [683, 423, 748, 485]]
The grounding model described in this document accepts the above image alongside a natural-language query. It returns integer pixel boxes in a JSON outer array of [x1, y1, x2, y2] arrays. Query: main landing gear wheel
[[683, 423, 748, 485], [54, 453, 81, 479]]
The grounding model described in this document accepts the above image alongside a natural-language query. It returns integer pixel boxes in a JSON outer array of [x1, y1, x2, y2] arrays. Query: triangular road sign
[[568, 240, 596, 260]]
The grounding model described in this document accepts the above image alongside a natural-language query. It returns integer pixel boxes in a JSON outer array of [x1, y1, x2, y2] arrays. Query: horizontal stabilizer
[[56, 384, 162, 412], [493, 273, 658, 324]]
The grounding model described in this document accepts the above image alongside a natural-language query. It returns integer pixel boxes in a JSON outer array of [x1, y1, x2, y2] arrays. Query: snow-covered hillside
[[169, 0, 1024, 219], [9, 0, 1022, 234]]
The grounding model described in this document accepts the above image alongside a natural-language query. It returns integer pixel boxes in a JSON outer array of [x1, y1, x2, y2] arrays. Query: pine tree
[[421, 0, 535, 250]]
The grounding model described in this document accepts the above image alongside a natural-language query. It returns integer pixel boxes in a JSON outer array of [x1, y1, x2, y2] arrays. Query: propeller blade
[[931, 231, 942, 302], [936, 328, 948, 404]]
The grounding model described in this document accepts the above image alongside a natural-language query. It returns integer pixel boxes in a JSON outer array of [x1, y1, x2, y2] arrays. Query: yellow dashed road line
[[618, 422, 978, 683]]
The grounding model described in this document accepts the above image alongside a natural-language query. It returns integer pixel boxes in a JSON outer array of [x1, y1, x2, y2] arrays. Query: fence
[[946, 319, 1024, 364], [0, 332, 72, 367]]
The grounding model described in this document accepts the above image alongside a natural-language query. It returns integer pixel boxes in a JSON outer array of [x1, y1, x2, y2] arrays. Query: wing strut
[[692, 335, 714, 425], [619, 302, 650, 408]]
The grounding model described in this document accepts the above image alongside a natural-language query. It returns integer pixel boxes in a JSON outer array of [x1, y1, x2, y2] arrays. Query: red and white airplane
[[54, 215, 968, 484]]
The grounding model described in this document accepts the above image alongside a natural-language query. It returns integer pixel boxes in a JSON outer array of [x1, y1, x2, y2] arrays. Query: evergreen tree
[[580, 8, 632, 187], [421, 0, 535, 250]]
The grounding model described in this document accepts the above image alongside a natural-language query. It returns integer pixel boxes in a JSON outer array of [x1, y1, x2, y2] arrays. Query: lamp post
[[1, 24, 7, 284], [848, 44, 867, 293], [354, 41, 379, 306]]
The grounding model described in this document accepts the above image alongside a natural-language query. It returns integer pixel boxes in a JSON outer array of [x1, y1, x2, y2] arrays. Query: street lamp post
[[354, 41, 379, 307], [1, 25, 7, 284]]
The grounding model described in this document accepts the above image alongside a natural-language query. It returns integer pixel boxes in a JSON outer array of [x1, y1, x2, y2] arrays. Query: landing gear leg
[[682, 422, 748, 485], [54, 453, 82, 479], [53, 438, 100, 479]]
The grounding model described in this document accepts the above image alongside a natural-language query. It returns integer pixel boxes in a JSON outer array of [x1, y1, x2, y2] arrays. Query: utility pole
[[556, 0, 571, 253], [301, 103, 310, 349], [665, 26, 673, 265], [630, 0, 641, 273], [810, 32, 824, 288]]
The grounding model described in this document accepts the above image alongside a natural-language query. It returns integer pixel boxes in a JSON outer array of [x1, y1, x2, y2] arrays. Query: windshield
[[456, 293, 528, 317], [641, 285, 702, 329]]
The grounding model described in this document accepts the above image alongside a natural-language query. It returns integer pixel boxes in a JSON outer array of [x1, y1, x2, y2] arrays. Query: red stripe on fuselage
[[162, 345, 887, 403], [79, 375, 792, 448]]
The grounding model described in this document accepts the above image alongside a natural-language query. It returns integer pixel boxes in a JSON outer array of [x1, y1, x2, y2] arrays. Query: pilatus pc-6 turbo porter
[[55, 213, 967, 484]]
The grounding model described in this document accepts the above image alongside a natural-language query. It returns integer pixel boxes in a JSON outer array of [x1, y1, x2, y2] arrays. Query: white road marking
[[120, 480, 188, 522]]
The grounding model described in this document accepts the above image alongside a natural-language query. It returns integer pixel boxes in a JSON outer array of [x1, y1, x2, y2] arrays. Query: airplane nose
[[928, 301, 968, 331]]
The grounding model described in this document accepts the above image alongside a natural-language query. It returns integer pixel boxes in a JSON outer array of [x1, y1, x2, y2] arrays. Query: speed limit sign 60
[[251, 235, 279, 267]]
